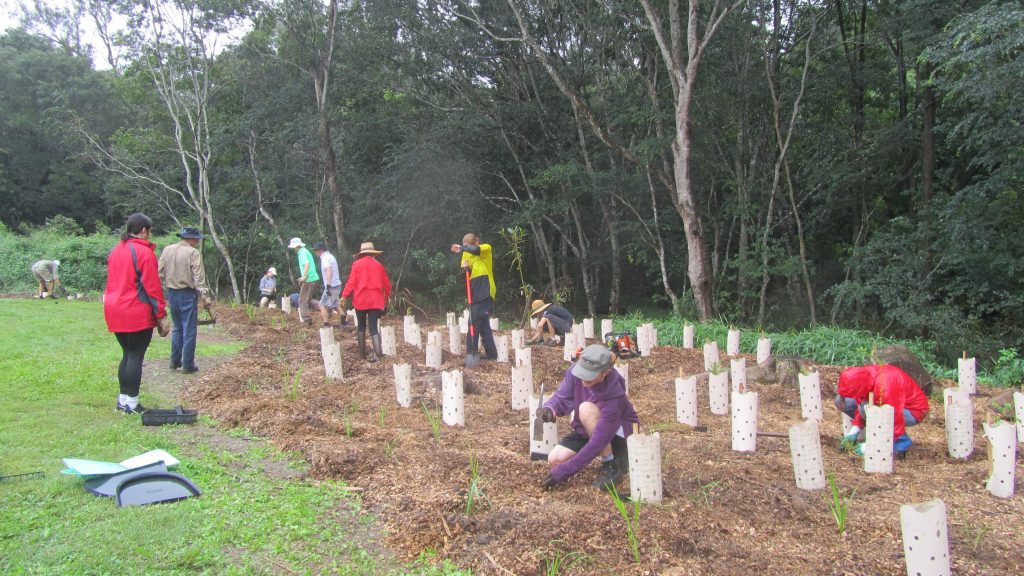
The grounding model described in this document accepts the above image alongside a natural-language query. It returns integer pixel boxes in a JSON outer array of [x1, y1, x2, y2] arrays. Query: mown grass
[[0, 299, 469, 575]]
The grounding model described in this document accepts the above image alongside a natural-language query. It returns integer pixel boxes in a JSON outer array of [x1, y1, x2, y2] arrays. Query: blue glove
[[893, 434, 913, 454]]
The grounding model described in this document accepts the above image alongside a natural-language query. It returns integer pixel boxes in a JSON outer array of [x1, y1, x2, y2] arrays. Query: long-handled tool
[[464, 268, 480, 368], [532, 383, 546, 441]]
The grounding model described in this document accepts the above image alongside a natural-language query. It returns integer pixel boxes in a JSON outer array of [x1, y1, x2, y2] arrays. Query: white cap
[[54, 260, 60, 266], [287, 237, 304, 249], [267, 267, 277, 276]]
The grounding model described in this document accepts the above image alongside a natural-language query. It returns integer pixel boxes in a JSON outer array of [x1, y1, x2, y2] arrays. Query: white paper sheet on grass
[[62, 449, 179, 476]]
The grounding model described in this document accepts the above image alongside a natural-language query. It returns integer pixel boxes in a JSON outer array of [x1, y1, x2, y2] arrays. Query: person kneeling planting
[[835, 364, 930, 457], [539, 344, 640, 491]]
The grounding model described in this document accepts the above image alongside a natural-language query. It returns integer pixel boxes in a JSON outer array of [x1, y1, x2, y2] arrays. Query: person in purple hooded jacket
[[538, 344, 640, 491]]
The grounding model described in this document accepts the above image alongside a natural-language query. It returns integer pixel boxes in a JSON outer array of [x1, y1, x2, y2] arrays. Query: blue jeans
[[835, 395, 921, 452], [168, 288, 199, 370]]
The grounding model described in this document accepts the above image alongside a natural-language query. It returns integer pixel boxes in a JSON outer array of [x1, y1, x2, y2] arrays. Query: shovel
[[463, 268, 480, 368], [532, 383, 546, 441], [197, 308, 216, 326]]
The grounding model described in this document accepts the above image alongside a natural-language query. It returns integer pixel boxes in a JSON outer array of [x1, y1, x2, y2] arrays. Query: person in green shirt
[[288, 237, 320, 324], [450, 232, 497, 361]]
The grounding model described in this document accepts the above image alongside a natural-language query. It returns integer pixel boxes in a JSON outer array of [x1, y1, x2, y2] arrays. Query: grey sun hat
[[177, 227, 204, 239], [572, 344, 614, 381]]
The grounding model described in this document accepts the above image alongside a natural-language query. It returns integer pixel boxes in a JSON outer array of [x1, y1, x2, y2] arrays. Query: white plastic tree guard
[[427, 330, 442, 347], [788, 419, 826, 490], [510, 363, 531, 410], [756, 337, 771, 365], [572, 323, 586, 347], [600, 319, 613, 340], [943, 387, 973, 459], [583, 318, 595, 339], [900, 499, 951, 576], [675, 376, 699, 426], [637, 323, 655, 357], [459, 315, 468, 335], [392, 363, 412, 408], [442, 370, 465, 427], [863, 403, 894, 474], [958, 356, 976, 394], [841, 412, 854, 436], [408, 324, 422, 349], [798, 370, 823, 421], [727, 329, 741, 357], [511, 329, 525, 350], [319, 327, 343, 380], [1015, 392, 1024, 443], [447, 322, 461, 355], [495, 335, 509, 363], [703, 341, 720, 371], [731, 390, 758, 452], [615, 362, 630, 395], [683, 323, 695, 349], [489, 317, 499, 332], [529, 392, 558, 457], [446, 311, 456, 326], [381, 326, 397, 356], [515, 347, 532, 369], [281, 296, 292, 315], [562, 332, 578, 362], [730, 357, 747, 394], [529, 316, 538, 330], [403, 315, 415, 342], [346, 309, 356, 324], [708, 371, 730, 416], [983, 420, 1017, 498], [425, 342, 443, 369], [627, 432, 663, 503]]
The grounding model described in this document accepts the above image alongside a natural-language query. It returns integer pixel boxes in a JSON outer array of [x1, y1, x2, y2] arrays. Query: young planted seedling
[[286, 368, 302, 401], [464, 453, 490, 515], [542, 548, 582, 575], [378, 406, 387, 427], [421, 402, 442, 441], [684, 474, 723, 507], [825, 473, 855, 535], [244, 304, 257, 322], [608, 485, 641, 563]]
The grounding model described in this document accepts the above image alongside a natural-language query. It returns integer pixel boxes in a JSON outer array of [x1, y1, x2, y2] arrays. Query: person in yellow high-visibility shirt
[[450, 233, 497, 361]]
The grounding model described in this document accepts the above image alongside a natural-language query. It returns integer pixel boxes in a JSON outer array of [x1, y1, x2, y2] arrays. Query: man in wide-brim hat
[[158, 226, 211, 373], [526, 299, 574, 345], [341, 242, 391, 361]]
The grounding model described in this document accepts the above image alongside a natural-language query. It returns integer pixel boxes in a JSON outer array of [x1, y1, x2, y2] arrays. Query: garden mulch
[[183, 305, 1023, 575]]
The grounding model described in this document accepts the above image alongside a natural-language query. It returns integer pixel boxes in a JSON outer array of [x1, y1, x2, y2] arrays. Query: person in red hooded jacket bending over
[[835, 364, 930, 457]]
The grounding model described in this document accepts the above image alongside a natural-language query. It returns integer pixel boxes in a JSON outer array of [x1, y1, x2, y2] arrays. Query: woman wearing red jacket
[[835, 364, 930, 456], [104, 213, 168, 414], [341, 242, 391, 362]]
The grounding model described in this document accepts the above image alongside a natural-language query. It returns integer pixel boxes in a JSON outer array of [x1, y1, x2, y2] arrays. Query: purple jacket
[[544, 366, 640, 483]]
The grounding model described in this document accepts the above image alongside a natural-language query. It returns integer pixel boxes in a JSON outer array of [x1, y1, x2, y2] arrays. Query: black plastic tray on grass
[[141, 406, 198, 426]]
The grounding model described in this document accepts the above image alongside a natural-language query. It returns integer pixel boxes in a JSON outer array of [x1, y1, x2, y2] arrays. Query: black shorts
[[558, 431, 627, 454]]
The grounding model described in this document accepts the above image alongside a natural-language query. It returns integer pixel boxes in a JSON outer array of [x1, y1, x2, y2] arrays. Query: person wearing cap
[[526, 299, 574, 345], [835, 364, 930, 457], [341, 242, 392, 362], [288, 237, 320, 324], [104, 213, 169, 414], [538, 344, 640, 490], [31, 259, 62, 298], [158, 226, 211, 374], [449, 233, 498, 361], [313, 241, 343, 327], [259, 267, 278, 308]]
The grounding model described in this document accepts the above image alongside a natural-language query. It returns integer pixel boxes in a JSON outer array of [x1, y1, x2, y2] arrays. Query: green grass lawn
[[0, 299, 467, 575]]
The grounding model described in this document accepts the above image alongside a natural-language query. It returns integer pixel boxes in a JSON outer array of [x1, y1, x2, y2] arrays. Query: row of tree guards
[[283, 301, 1020, 576]]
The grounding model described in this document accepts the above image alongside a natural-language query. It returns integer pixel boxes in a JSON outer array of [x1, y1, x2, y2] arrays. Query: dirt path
[[180, 306, 1024, 575]]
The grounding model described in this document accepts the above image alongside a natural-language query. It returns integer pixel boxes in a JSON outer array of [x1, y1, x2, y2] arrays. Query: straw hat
[[530, 299, 552, 317], [354, 242, 383, 257]]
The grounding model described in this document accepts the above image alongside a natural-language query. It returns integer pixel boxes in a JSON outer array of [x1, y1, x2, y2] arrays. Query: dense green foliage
[[1, 0, 1021, 369]]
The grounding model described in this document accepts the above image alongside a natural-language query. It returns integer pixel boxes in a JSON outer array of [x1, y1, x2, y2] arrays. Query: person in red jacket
[[341, 242, 392, 362], [103, 213, 169, 414], [835, 364, 930, 456]]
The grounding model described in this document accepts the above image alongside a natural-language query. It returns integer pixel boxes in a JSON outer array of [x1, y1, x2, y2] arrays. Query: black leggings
[[355, 309, 382, 336], [115, 329, 153, 397]]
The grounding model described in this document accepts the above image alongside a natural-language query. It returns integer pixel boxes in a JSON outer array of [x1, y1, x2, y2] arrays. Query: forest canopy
[[1, 0, 1021, 365]]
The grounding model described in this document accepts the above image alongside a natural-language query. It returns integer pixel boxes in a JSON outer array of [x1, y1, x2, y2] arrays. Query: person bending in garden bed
[[538, 344, 640, 491], [525, 299, 573, 345], [834, 364, 930, 457]]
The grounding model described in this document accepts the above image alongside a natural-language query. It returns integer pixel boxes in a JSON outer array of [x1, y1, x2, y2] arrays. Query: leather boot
[[369, 334, 383, 363], [357, 333, 367, 358]]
